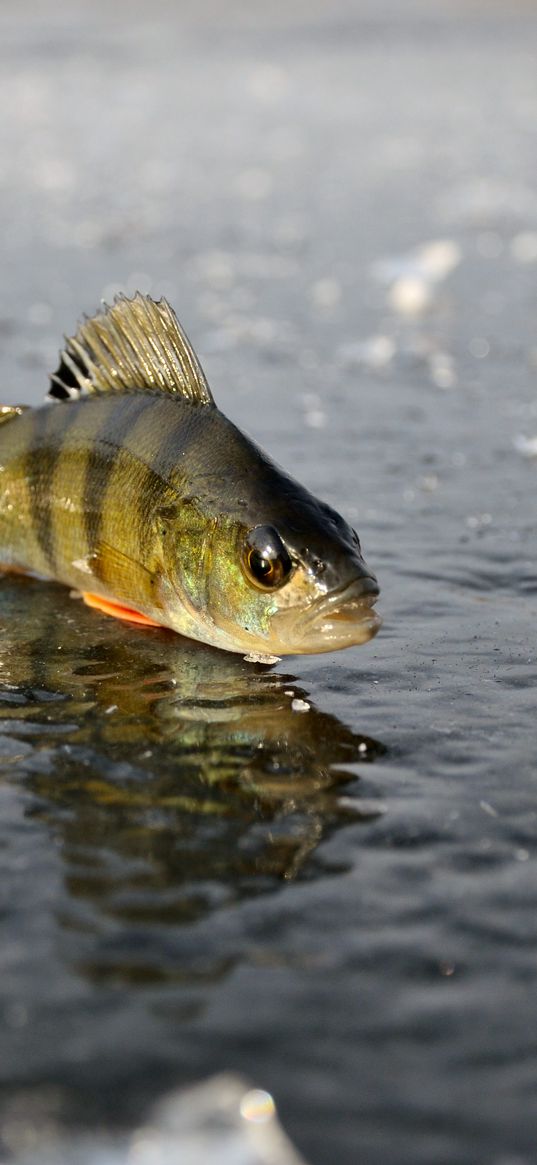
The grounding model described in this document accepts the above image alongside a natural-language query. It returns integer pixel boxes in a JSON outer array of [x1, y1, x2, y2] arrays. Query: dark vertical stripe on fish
[[135, 400, 202, 555], [145, 403, 200, 483], [25, 404, 78, 575], [83, 393, 158, 577]]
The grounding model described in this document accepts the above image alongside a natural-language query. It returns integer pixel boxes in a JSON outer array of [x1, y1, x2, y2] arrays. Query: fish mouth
[[274, 575, 382, 655]]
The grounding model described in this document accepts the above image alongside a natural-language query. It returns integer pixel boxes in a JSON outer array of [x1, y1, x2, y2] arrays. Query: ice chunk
[[13, 1075, 309, 1165]]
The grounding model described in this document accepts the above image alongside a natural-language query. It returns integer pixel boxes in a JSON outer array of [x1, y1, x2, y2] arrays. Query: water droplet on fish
[[243, 653, 280, 665], [71, 557, 93, 574]]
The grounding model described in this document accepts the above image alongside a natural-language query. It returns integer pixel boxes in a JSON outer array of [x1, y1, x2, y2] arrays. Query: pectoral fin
[[81, 591, 163, 628]]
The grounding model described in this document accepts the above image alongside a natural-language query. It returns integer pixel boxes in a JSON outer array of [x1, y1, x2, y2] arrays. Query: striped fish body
[[0, 387, 309, 638], [0, 391, 218, 619], [0, 294, 380, 654]]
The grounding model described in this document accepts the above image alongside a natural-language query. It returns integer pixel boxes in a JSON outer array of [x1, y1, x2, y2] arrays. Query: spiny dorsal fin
[[48, 293, 214, 407], [0, 405, 29, 426]]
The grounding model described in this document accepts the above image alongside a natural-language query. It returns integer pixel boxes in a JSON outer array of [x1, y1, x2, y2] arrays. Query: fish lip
[[274, 574, 382, 653], [302, 575, 380, 626]]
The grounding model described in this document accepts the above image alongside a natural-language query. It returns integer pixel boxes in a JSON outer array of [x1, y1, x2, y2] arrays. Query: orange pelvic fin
[[81, 591, 163, 628]]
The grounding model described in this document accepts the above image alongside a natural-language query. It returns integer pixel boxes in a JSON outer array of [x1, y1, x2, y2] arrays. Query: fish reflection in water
[[0, 577, 386, 984]]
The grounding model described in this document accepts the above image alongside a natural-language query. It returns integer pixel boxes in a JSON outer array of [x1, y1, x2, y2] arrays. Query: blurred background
[[0, 2, 536, 1164], [2, 0, 536, 432]]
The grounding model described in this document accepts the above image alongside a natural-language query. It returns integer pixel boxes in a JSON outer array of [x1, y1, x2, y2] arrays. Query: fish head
[[259, 499, 381, 655], [160, 474, 381, 656]]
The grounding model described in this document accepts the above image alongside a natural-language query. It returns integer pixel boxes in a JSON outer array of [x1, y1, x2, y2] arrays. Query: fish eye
[[242, 525, 293, 591]]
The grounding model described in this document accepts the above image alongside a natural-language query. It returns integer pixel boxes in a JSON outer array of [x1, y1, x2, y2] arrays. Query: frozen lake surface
[[0, 2, 535, 1162]]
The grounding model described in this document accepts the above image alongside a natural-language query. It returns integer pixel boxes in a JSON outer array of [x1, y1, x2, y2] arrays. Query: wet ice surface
[[0, 1, 536, 1163]]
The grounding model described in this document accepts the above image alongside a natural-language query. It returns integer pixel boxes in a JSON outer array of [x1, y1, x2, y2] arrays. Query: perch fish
[[0, 294, 380, 655]]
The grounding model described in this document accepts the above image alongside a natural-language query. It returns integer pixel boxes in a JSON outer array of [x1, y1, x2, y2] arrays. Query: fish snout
[[349, 571, 379, 601], [283, 570, 381, 654], [322, 550, 380, 606], [325, 572, 380, 620]]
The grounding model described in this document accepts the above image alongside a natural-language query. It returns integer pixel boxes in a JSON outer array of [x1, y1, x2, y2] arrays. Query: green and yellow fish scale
[[1, 394, 210, 603], [0, 293, 381, 655]]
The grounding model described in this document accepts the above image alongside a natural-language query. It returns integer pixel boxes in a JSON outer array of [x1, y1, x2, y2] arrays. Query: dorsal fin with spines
[[48, 293, 214, 407]]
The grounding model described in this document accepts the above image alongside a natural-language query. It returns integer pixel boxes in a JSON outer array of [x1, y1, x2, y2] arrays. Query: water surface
[[0, 1, 536, 1163]]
